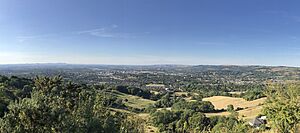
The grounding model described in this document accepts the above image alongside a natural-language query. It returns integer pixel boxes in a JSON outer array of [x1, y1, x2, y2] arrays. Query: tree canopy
[[263, 83, 300, 133], [0, 76, 144, 133]]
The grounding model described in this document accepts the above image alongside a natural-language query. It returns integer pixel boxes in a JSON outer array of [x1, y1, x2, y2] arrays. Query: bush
[[227, 104, 234, 112], [263, 83, 300, 132], [172, 100, 215, 113], [242, 88, 265, 101], [0, 76, 145, 133]]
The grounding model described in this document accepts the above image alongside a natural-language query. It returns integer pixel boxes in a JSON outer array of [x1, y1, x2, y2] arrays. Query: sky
[[1, 0, 300, 66]]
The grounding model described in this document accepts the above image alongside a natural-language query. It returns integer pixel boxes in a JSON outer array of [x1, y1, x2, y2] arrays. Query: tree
[[154, 93, 178, 108], [0, 76, 145, 133], [188, 112, 210, 132], [151, 110, 180, 127], [210, 116, 252, 133], [263, 83, 300, 133], [120, 116, 145, 133], [172, 100, 215, 113], [242, 88, 265, 101], [227, 104, 234, 112]]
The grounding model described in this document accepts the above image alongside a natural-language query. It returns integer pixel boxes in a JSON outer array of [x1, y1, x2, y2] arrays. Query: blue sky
[[1, 0, 300, 66]]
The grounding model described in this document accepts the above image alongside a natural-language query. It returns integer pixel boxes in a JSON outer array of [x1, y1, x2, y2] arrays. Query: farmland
[[203, 96, 267, 120], [0, 65, 299, 132]]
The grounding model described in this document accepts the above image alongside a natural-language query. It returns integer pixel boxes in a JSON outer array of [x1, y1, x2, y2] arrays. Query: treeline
[[172, 99, 215, 113], [181, 83, 267, 101], [115, 85, 152, 99], [240, 88, 265, 101], [150, 108, 255, 132]]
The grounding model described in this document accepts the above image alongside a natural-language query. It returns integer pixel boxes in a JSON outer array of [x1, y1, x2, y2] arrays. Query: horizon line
[[0, 62, 298, 68]]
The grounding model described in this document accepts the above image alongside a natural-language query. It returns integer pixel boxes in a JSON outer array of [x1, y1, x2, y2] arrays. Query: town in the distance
[[0, 64, 299, 132], [1, 0, 300, 132]]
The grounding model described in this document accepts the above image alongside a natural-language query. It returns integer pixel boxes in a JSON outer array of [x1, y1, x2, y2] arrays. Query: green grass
[[112, 91, 155, 109]]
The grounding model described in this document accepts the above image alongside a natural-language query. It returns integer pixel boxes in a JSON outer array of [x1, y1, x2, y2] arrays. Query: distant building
[[165, 88, 174, 93], [249, 116, 267, 128], [146, 84, 166, 91]]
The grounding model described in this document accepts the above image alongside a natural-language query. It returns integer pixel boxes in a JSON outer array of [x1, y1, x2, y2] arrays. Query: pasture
[[203, 96, 267, 120]]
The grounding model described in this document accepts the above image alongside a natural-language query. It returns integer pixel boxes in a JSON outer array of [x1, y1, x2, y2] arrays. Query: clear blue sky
[[1, 0, 300, 66]]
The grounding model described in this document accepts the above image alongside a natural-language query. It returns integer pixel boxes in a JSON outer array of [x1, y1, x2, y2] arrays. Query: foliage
[[242, 88, 265, 101], [96, 91, 126, 108], [263, 83, 300, 133], [151, 109, 211, 132], [188, 112, 211, 132], [172, 99, 215, 113], [154, 93, 180, 108], [227, 104, 234, 112], [211, 120, 252, 133], [151, 109, 254, 133], [0, 76, 33, 117], [0, 76, 144, 133], [209, 114, 254, 133], [120, 116, 145, 133], [116, 85, 152, 99], [190, 94, 203, 101], [151, 110, 181, 129]]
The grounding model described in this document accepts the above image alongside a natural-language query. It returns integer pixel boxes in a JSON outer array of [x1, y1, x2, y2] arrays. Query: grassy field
[[203, 96, 267, 120], [110, 91, 158, 132], [112, 91, 155, 109]]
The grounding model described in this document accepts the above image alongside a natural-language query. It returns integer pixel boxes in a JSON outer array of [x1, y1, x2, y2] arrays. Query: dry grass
[[203, 96, 266, 109], [203, 96, 266, 120], [174, 92, 188, 96]]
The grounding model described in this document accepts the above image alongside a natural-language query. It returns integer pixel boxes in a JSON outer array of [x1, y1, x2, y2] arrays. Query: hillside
[[0, 73, 298, 132], [203, 96, 266, 120]]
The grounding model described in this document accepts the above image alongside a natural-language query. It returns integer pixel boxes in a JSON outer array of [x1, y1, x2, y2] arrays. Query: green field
[[112, 91, 155, 109], [111, 91, 159, 132]]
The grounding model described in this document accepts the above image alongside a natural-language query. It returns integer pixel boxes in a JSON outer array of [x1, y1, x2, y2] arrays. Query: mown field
[[203, 96, 267, 120]]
